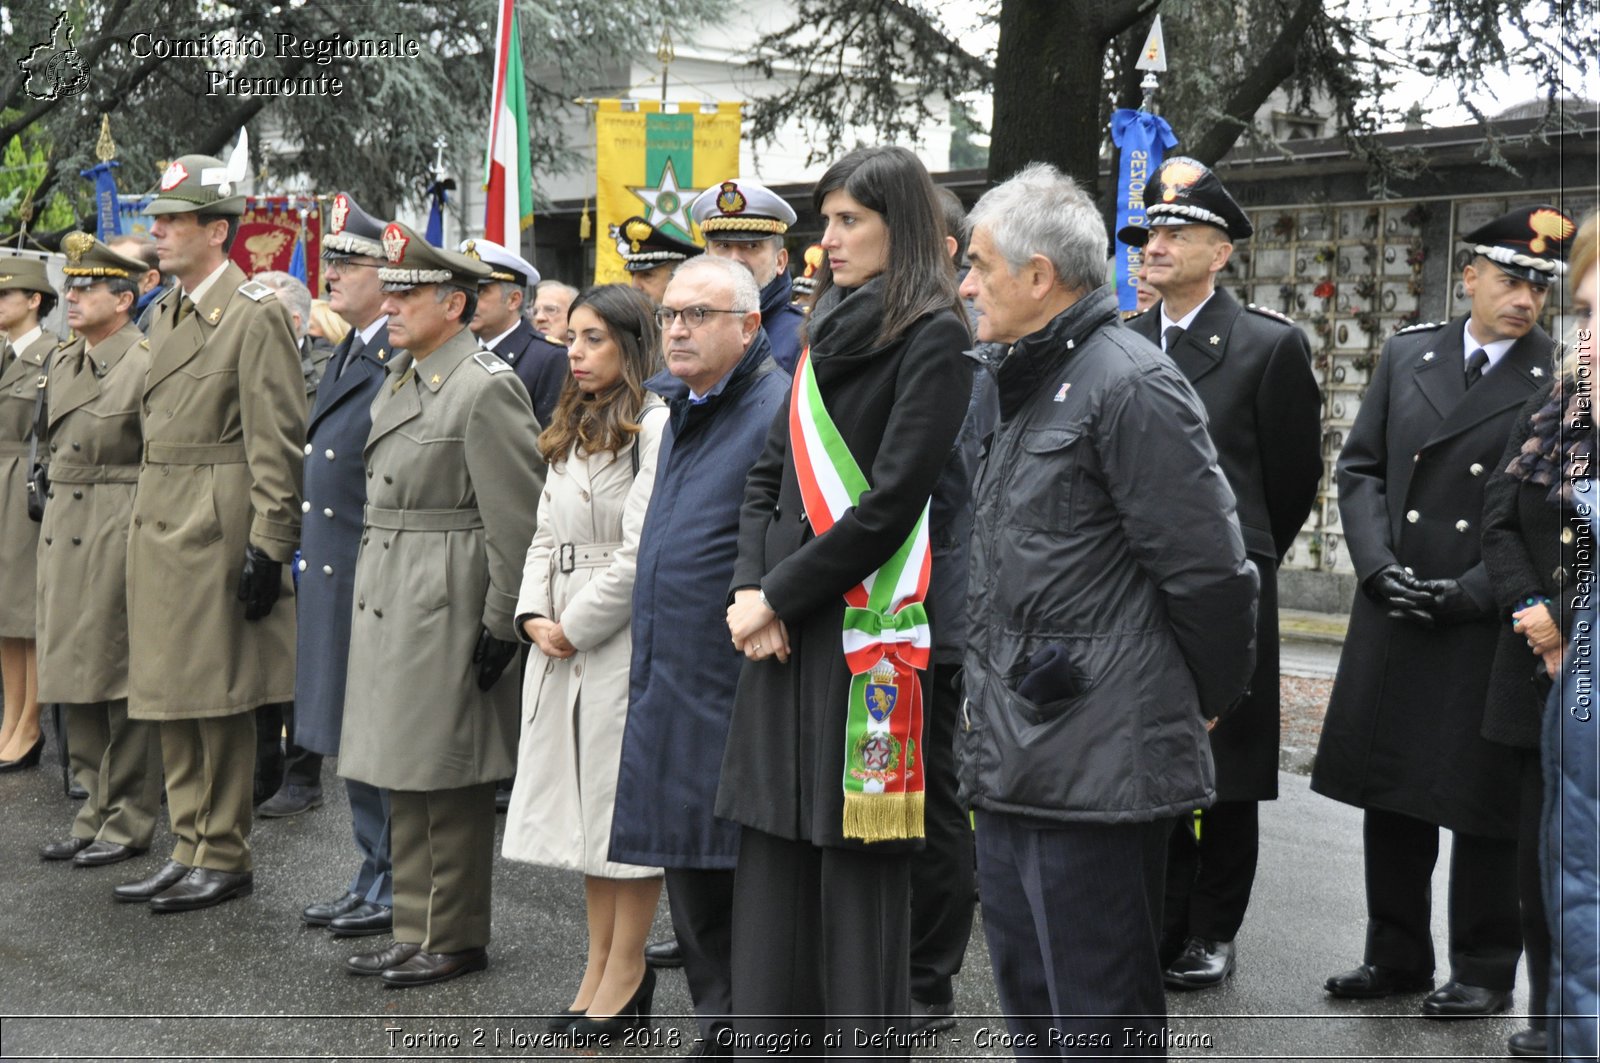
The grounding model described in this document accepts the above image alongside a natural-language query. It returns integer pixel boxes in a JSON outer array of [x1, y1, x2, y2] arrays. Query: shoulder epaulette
[[542, 333, 565, 345], [1122, 308, 1151, 323], [473, 350, 513, 375], [1394, 320, 1446, 335], [237, 279, 275, 302], [138, 339, 150, 349], [1244, 303, 1294, 325]]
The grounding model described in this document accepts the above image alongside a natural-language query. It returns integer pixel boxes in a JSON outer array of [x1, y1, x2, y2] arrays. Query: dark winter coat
[[609, 330, 788, 869], [715, 288, 972, 852], [1128, 288, 1323, 800], [928, 359, 997, 666], [759, 272, 806, 375], [957, 288, 1258, 824], [489, 318, 568, 428], [1312, 316, 1555, 838]]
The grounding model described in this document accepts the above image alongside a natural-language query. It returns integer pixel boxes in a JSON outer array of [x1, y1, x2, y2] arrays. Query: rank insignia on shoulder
[[1245, 303, 1293, 324], [237, 280, 275, 302], [473, 351, 513, 375], [139, 339, 150, 349], [1395, 320, 1445, 335], [208, 307, 222, 323]]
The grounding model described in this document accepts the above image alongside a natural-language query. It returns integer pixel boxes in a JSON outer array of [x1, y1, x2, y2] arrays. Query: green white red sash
[[789, 347, 930, 842]]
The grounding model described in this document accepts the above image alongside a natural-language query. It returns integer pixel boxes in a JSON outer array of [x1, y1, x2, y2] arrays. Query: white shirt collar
[[359, 316, 388, 346], [8, 326, 42, 356], [184, 260, 232, 306], [486, 323, 520, 351], [1158, 291, 1216, 349], [1462, 320, 1518, 371]]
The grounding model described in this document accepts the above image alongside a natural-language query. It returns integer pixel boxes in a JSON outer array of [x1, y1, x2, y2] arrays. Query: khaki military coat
[[126, 263, 306, 719], [36, 322, 150, 703], [0, 331, 55, 637], [338, 328, 544, 793]]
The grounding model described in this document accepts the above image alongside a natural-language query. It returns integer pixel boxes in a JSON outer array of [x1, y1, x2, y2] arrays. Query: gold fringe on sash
[[842, 790, 925, 843]]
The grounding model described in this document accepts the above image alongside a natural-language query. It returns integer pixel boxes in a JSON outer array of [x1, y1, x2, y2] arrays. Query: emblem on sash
[[865, 661, 898, 722]]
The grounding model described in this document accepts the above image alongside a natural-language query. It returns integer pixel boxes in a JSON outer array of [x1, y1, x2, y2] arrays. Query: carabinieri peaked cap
[[143, 155, 248, 216], [59, 231, 146, 287], [611, 216, 702, 272], [689, 179, 798, 242], [323, 192, 388, 260], [378, 222, 492, 291], [459, 237, 541, 288], [0, 254, 56, 296], [1462, 205, 1576, 284], [1116, 156, 1253, 246]]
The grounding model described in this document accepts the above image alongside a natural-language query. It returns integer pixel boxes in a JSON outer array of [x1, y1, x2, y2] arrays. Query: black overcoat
[[1129, 290, 1323, 800], [490, 318, 568, 428], [293, 325, 395, 756], [1311, 316, 1555, 838], [714, 303, 972, 852]]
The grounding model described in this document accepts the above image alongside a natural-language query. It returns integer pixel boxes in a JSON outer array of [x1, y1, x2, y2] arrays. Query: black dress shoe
[[113, 859, 190, 903], [303, 891, 363, 926], [149, 868, 253, 912], [644, 938, 683, 968], [257, 784, 323, 818], [40, 837, 92, 861], [380, 947, 489, 987], [328, 902, 393, 937], [1420, 981, 1512, 1018], [909, 998, 957, 1034], [547, 1008, 583, 1034], [1507, 1026, 1548, 1056], [0, 733, 45, 772], [571, 966, 656, 1042], [1324, 963, 1434, 999], [347, 942, 421, 976], [1163, 937, 1236, 990], [74, 841, 145, 867], [67, 781, 88, 800]]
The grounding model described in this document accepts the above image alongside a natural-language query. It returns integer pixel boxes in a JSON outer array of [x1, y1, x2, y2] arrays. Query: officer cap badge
[[62, 231, 94, 264], [1463, 204, 1575, 283], [624, 218, 654, 253], [382, 225, 409, 264], [329, 194, 351, 236], [716, 181, 747, 215], [1159, 160, 1205, 202], [1528, 209, 1575, 255]]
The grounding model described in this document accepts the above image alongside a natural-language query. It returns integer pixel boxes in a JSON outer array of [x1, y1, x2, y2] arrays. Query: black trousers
[[665, 867, 735, 1041], [1161, 800, 1260, 960], [1362, 807, 1522, 988], [908, 663, 975, 1006], [253, 701, 322, 801], [730, 827, 911, 1060], [1515, 750, 1551, 1028]]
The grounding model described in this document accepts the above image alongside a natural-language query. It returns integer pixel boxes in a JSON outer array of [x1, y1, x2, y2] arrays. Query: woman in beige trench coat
[[503, 285, 666, 1039]]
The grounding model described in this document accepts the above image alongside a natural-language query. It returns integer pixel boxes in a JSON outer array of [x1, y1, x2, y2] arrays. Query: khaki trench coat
[[36, 322, 149, 703], [337, 329, 544, 793], [502, 401, 666, 877], [0, 331, 54, 637], [126, 264, 306, 719]]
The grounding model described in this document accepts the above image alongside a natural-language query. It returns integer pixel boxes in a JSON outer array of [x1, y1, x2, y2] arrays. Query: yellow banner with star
[[594, 99, 743, 284]]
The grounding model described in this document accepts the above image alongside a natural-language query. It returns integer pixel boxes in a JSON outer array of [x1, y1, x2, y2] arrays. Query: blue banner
[[80, 161, 123, 240], [288, 231, 307, 283], [426, 182, 449, 246], [1110, 109, 1178, 313]]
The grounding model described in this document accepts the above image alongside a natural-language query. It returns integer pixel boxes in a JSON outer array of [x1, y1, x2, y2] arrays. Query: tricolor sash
[[789, 348, 931, 842]]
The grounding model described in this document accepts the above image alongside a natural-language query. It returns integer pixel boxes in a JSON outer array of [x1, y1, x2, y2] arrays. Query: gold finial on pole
[[95, 115, 117, 162], [657, 30, 674, 105]]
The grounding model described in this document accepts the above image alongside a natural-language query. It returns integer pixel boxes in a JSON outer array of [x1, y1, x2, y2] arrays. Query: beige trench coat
[[0, 332, 54, 637], [36, 323, 149, 703], [502, 400, 666, 878], [126, 264, 306, 719], [337, 329, 545, 792]]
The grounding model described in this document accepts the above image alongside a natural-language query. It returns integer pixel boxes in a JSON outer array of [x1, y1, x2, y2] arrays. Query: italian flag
[[483, 0, 532, 245]]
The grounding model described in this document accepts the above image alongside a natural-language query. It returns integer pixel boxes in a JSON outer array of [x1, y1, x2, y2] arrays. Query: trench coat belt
[[558, 541, 622, 573], [363, 505, 484, 532], [0, 441, 30, 457], [143, 442, 248, 464], [46, 461, 141, 484]]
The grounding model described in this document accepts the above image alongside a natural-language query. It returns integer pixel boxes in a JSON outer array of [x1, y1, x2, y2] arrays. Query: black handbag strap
[[27, 349, 52, 472]]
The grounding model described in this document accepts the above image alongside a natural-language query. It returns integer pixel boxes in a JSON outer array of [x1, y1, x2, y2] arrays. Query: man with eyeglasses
[[611, 256, 788, 1055], [288, 192, 402, 942]]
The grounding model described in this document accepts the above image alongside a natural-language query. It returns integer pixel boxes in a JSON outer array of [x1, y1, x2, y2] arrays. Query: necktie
[[1163, 325, 1185, 353], [175, 296, 196, 326], [1465, 348, 1488, 388], [335, 331, 366, 380]]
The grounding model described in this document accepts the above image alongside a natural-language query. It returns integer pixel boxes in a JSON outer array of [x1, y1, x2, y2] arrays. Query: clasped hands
[[727, 587, 790, 662], [523, 616, 576, 660], [1364, 564, 1480, 627], [1512, 601, 1564, 678]]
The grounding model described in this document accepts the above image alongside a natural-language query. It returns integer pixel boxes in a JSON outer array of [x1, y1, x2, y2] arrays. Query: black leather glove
[[473, 626, 519, 691], [1409, 578, 1486, 624], [236, 544, 282, 622], [1362, 564, 1433, 611], [1386, 605, 1437, 628]]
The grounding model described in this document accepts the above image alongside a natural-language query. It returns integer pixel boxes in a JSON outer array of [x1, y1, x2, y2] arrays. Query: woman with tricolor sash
[[718, 146, 975, 1053]]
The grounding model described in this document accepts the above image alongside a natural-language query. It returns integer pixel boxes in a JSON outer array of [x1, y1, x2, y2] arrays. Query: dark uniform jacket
[[759, 271, 806, 375], [1129, 288, 1323, 800], [488, 318, 567, 429], [1312, 316, 1555, 838]]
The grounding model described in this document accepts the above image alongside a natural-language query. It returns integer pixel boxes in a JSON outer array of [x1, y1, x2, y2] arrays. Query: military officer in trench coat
[[1120, 158, 1324, 990], [1313, 205, 1574, 1017], [35, 235, 161, 865], [338, 224, 543, 988], [115, 153, 307, 913]]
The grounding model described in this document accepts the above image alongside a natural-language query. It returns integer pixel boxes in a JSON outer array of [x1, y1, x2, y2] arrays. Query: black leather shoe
[[149, 868, 253, 912], [113, 859, 190, 903], [1420, 981, 1512, 1018], [0, 733, 45, 772], [547, 1008, 583, 1034], [329, 902, 393, 937], [1507, 1027, 1548, 1056], [303, 891, 363, 926], [257, 784, 323, 818], [41, 837, 92, 861], [380, 947, 489, 987], [495, 786, 511, 813], [1163, 937, 1236, 990], [347, 942, 420, 976], [909, 998, 957, 1034], [67, 780, 88, 799], [74, 841, 145, 867], [644, 938, 683, 968], [1324, 963, 1434, 999]]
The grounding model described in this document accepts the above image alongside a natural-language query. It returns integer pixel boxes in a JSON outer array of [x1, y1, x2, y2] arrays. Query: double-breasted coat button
[[297, 558, 307, 572], [323, 508, 333, 518], [301, 500, 312, 513], [366, 468, 373, 478], [1470, 463, 1484, 476], [1562, 527, 1575, 544], [71, 490, 81, 499], [580, 489, 590, 502], [574, 664, 583, 677], [71, 441, 80, 451], [1406, 510, 1420, 523], [383, 475, 393, 484], [156, 521, 166, 531], [373, 608, 382, 618], [322, 564, 333, 575], [304, 443, 314, 456], [357, 597, 365, 609], [325, 449, 335, 460], [43, 536, 51, 545], [71, 536, 81, 545], [49, 443, 56, 453], [1455, 520, 1469, 532], [133, 516, 142, 527]]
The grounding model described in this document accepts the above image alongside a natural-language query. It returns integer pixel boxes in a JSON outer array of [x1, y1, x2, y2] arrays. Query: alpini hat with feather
[[145, 130, 251, 216]]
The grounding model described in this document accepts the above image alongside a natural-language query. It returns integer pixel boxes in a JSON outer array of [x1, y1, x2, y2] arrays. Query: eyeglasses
[[654, 305, 741, 330]]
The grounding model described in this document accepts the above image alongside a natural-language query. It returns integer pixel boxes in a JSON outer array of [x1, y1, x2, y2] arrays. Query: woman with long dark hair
[[717, 146, 974, 1051], [502, 284, 668, 1042]]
